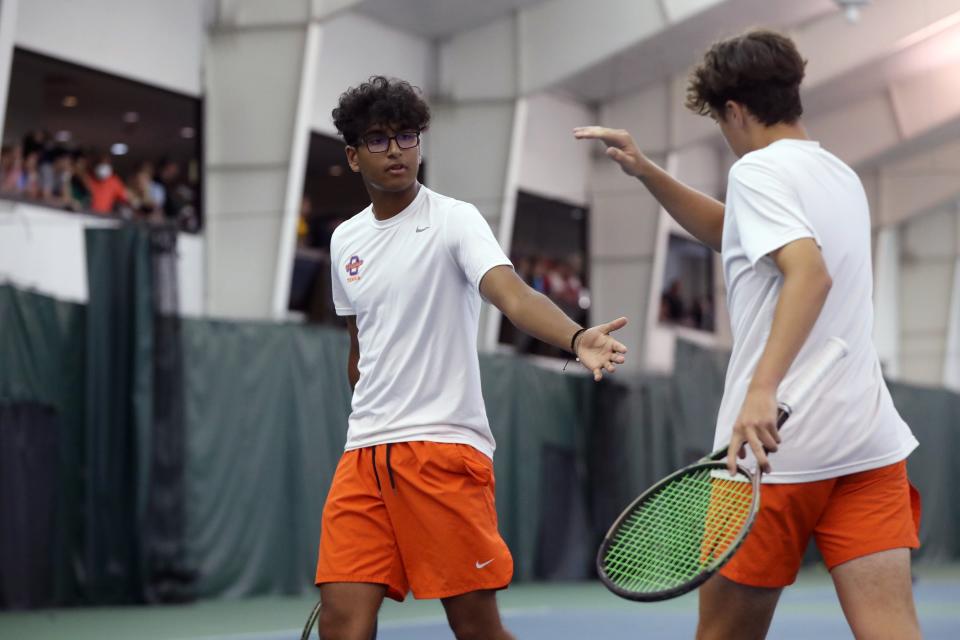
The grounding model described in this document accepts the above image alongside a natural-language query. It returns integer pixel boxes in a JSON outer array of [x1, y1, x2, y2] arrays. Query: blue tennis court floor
[[3, 565, 958, 639]]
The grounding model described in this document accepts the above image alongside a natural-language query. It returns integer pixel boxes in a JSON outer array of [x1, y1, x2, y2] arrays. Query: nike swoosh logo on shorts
[[416, 226, 430, 232], [475, 559, 494, 569]]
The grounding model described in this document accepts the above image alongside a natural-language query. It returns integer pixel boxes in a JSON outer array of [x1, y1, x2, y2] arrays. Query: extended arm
[[574, 126, 725, 251], [479, 265, 628, 381]]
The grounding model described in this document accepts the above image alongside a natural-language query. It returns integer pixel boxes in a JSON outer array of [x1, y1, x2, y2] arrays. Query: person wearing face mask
[[86, 154, 129, 215]]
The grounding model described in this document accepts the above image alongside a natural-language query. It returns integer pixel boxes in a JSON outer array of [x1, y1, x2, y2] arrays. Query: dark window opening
[[0, 48, 203, 231], [499, 190, 590, 358], [659, 233, 715, 333]]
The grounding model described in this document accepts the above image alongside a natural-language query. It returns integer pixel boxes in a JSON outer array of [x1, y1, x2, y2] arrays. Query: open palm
[[577, 317, 629, 381]]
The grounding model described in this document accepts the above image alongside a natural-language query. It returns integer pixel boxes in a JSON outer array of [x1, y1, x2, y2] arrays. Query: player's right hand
[[573, 126, 649, 178]]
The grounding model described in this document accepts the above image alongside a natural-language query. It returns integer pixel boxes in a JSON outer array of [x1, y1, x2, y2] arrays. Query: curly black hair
[[686, 29, 807, 126], [332, 76, 431, 146]]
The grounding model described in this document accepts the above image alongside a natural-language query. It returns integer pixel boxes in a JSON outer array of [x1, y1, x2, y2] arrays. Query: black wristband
[[570, 328, 586, 356]]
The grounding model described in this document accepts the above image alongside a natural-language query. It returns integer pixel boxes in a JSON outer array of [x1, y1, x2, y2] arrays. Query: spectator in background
[[21, 130, 50, 163], [156, 159, 186, 220], [41, 149, 78, 210], [661, 279, 685, 323], [514, 255, 534, 285], [19, 150, 41, 199], [531, 257, 551, 295], [0, 145, 22, 195], [297, 196, 312, 248], [128, 161, 164, 220], [86, 154, 128, 214], [70, 152, 91, 210]]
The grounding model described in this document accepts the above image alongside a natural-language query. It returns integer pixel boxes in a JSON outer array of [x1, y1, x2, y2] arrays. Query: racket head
[[597, 460, 760, 602]]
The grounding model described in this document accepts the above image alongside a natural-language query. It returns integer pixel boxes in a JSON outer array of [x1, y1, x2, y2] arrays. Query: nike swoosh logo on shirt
[[416, 226, 430, 232], [475, 559, 494, 569]]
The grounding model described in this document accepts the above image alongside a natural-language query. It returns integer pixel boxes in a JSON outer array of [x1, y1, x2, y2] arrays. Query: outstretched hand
[[576, 317, 629, 381], [573, 126, 649, 178]]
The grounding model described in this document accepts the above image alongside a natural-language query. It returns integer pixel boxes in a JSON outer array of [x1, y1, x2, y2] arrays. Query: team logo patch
[[345, 255, 364, 282]]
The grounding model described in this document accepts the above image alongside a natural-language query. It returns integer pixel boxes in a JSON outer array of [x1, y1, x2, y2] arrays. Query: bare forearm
[[502, 287, 580, 353], [750, 270, 832, 394], [637, 160, 725, 251]]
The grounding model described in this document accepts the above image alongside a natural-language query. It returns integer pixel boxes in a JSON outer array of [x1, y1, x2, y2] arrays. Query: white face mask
[[95, 164, 112, 180]]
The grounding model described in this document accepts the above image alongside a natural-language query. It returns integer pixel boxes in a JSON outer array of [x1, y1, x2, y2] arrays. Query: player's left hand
[[576, 317, 628, 381], [728, 387, 781, 475]]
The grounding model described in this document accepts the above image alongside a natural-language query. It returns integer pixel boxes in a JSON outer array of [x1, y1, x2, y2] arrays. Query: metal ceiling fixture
[[835, 0, 871, 24]]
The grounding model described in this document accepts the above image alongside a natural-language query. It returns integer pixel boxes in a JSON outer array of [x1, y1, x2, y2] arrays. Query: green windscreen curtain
[[181, 325, 596, 594], [0, 286, 85, 607], [182, 320, 353, 598], [887, 383, 960, 561], [2, 281, 960, 603], [83, 226, 154, 603]]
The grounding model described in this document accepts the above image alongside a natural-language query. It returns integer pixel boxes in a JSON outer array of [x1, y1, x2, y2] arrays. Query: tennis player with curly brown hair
[[314, 76, 628, 640]]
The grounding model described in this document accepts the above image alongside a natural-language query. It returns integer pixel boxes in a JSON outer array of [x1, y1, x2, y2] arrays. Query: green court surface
[[3, 565, 958, 639]]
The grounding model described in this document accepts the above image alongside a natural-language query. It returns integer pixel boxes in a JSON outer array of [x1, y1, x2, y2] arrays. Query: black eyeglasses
[[357, 131, 420, 153]]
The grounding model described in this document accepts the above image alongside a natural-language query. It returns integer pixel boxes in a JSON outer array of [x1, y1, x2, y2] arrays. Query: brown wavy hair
[[686, 29, 807, 125]]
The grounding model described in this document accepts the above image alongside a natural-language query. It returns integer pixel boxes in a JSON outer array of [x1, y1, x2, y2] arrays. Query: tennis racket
[[597, 337, 848, 602], [299, 599, 378, 639], [301, 600, 321, 640]]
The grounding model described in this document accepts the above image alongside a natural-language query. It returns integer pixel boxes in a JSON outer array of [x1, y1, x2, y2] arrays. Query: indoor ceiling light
[[54, 130, 71, 142], [835, 0, 871, 24], [110, 143, 128, 156], [180, 126, 195, 139], [62, 95, 78, 108], [123, 111, 139, 123]]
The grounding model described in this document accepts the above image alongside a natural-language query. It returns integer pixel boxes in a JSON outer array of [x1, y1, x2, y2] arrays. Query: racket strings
[[601, 468, 754, 594]]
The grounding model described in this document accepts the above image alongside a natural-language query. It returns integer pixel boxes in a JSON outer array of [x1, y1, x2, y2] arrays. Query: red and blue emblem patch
[[345, 255, 364, 282]]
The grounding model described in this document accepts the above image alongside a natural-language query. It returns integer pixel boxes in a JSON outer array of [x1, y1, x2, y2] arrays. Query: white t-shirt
[[330, 185, 512, 459], [716, 139, 918, 483]]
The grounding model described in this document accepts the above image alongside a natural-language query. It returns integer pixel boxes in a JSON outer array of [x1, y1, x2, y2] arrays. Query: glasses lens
[[396, 132, 419, 149], [366, 136, 389, 153]]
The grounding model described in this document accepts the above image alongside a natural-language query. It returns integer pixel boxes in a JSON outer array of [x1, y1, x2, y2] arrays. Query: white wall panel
[[519, 0, 664, 93], [311, 13, 431, 136], [661, 0, 725, 23], [890, 60, 960, 139], [206, 30, 306, 165], [599, 81, 670, 155], [589, 159, 661, 260], [427, 101, 515, 222], [517, 93, 592, 205], [439, 17, 516, 102], [15, 0, 207, 95], [590, 259, 651, 366], [0, 202, 204, 313], [205, 214, 281, 318], [808, 93, 901, 166]]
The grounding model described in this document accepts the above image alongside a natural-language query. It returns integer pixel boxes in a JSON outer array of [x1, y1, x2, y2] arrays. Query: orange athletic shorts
[[720, 460, 921, 588], [315, 441, 514, 601]]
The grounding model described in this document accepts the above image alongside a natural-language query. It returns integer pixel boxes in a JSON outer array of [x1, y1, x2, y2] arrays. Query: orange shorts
[[315, 441, 513, 601], [720, 460, 921, 588]]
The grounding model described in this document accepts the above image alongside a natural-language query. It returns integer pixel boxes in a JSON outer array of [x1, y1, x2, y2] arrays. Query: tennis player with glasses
[[313, 75, 628, 640], [576, 29, 921, 640]]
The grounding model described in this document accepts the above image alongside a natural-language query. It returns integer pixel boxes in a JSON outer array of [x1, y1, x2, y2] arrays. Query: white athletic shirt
[[330, 185, 512, 459], [715, 139, 918, 483]]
